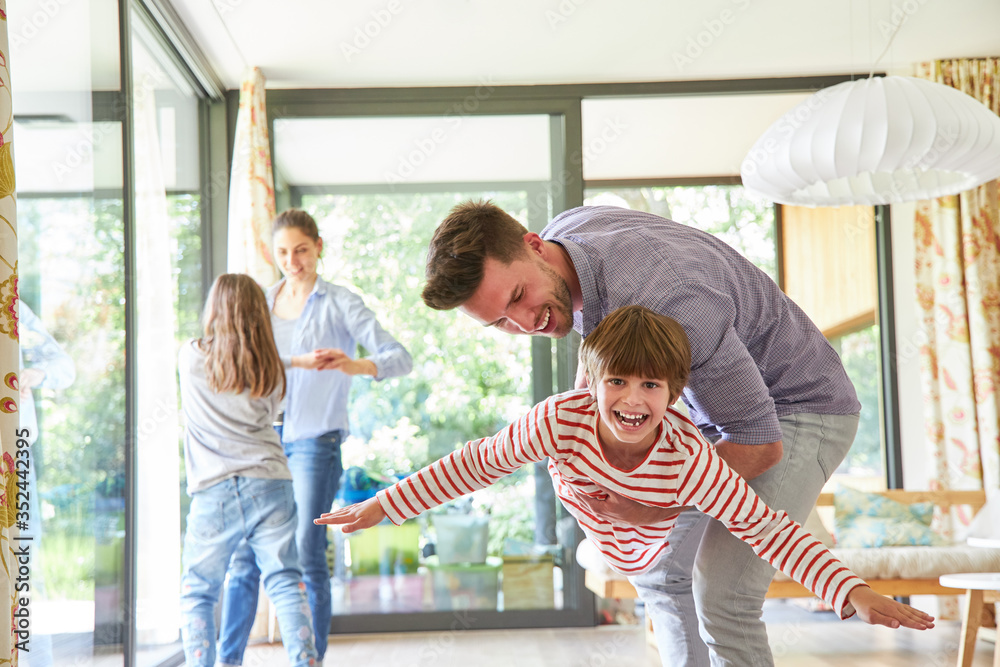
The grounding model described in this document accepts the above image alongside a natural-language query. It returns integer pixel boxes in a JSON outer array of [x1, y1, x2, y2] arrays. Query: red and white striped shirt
[[376, 389, 866, 618]]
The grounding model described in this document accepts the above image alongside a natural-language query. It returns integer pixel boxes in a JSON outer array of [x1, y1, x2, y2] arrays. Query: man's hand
[[575, 483, 689, 526], [314, 497, 386, 533], [713, 440, 783, 480]]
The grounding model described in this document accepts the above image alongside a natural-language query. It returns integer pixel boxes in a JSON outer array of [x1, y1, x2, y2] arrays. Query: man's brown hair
[[579, 305, 691, 401], [421, 200, 530, 310]]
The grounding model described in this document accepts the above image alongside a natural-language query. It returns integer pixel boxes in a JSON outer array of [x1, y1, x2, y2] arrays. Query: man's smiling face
[[459, 254, 575, 338]]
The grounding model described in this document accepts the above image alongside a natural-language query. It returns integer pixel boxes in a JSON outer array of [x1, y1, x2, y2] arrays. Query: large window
[[12, 2, 211, 665], [583, 185, 777, 279], [131, 8, 206, 666], [580, 186, 887, 487], [780, 205, 885, 489], [271, 111, 591, 632], [12, 0, 128, 662], [580, 94, 894, 491]]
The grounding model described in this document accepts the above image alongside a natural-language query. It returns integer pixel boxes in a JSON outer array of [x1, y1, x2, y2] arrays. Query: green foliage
[[22, 193, 205, 599], [168, 193, 204, 342], [40, 532, 95, 601], [22, 197, 127, 505], [584, 186, 777, 280], [833, 326, 884, 475], [479, 478, 536, 556], [302, 192, 534, 473]]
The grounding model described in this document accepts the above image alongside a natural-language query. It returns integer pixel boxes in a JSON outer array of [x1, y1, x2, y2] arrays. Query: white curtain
[[227, 67, 279, 285], [132, 54, 182, 644]]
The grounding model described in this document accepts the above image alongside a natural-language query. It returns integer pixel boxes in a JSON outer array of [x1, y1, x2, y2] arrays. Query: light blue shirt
[[269, 313, 298, 412], [266, 276, 413, 442]]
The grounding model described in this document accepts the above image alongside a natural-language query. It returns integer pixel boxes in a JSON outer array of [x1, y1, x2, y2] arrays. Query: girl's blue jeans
[[218, 428, 343, 664], [180, 476, 316, 667]]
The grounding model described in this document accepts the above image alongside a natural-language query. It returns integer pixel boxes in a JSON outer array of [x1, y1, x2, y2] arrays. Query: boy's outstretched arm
[[314, 497, 386, 533], [847, 585, 935, 630]]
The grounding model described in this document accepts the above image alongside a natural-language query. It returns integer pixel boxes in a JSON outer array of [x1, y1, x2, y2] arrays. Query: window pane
[[131, 10, 204, 666], [12, 0, 127, 664], [581, 94, 812, 180], [777, 206, 885, 490], [18, 196, 126, 667], [274, 116, 551, 186], [583, 185, 777, 280], [829, 326, 885, 487], [301, 191, 564, 616], [272, 111, 588, 630]]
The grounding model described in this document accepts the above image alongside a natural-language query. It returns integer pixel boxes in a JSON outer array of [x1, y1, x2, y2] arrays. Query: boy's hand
[[314, 497, 386, 533], [575, 483, 689, 525], [847, 585, 935, 630]]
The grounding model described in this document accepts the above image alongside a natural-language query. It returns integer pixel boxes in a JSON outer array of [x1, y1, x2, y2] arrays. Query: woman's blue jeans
[[180, 477, 316, 667], [218, 428, 343, 664]]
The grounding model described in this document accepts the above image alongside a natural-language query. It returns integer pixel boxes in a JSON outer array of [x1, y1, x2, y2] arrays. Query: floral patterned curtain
[[914, 59, 1000, 532], [0, 4, 19, 664], [227, 67, 279, 285]]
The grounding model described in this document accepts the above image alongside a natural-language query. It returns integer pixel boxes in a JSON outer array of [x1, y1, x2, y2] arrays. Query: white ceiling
[[165, 0, 1000, 89]]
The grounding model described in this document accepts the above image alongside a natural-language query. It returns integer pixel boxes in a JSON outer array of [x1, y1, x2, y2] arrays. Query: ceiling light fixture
[[740, 12, 1000, 208]]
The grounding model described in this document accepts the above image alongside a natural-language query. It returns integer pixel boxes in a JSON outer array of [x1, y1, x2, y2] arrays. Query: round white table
[[940, 572, 1000, 667]]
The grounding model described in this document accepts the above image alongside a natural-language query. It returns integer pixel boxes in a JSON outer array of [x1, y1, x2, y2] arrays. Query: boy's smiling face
[[592, 373, 676, 454]]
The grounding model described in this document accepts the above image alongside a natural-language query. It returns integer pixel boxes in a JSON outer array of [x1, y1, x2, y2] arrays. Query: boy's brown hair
[[421, 200, 530, 310], [199, 273, 286, 399], [579, 305, 691, 401]]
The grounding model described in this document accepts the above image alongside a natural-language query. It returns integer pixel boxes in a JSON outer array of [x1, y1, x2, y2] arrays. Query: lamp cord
[[869, 14, 904, 78]]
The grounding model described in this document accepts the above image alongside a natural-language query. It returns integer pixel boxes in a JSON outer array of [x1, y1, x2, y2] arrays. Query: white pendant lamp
[[740, 75, 1000, 207]]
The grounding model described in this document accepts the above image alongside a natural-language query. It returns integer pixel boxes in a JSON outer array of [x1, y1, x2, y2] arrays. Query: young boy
[[315, 305, 933, 630]]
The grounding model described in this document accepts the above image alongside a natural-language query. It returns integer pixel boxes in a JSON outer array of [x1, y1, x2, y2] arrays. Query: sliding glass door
[[270, 111, 592, 633]]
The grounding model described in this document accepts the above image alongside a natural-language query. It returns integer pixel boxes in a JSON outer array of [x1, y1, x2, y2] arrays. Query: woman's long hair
[[198, 273, 285, 399]]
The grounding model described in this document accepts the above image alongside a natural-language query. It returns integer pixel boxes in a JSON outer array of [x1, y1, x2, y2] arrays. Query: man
[[421, 201, 860, 667]]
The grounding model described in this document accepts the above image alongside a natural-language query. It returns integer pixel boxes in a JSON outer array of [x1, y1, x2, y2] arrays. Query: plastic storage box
[[347, 521, 420, 576], [424, 555, 502, 611], [431, 513, 490, 564]]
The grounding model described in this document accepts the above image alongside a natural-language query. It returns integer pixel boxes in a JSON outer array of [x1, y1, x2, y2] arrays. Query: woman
[[218, 209, 413, 664]]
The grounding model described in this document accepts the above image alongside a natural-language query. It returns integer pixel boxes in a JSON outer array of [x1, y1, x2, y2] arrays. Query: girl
[[178, 273, 316, 667], [218, 209, 413, 664]]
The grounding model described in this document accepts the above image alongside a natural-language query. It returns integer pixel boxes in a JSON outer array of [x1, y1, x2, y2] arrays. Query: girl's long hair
[[198, 273, 285, 399]]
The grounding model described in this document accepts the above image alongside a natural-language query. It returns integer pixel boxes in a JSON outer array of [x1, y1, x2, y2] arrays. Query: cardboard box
[[501, 554, 555, 609]]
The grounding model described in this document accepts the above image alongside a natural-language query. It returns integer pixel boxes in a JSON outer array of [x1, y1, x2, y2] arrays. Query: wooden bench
[[585, 489, 990, 601]]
